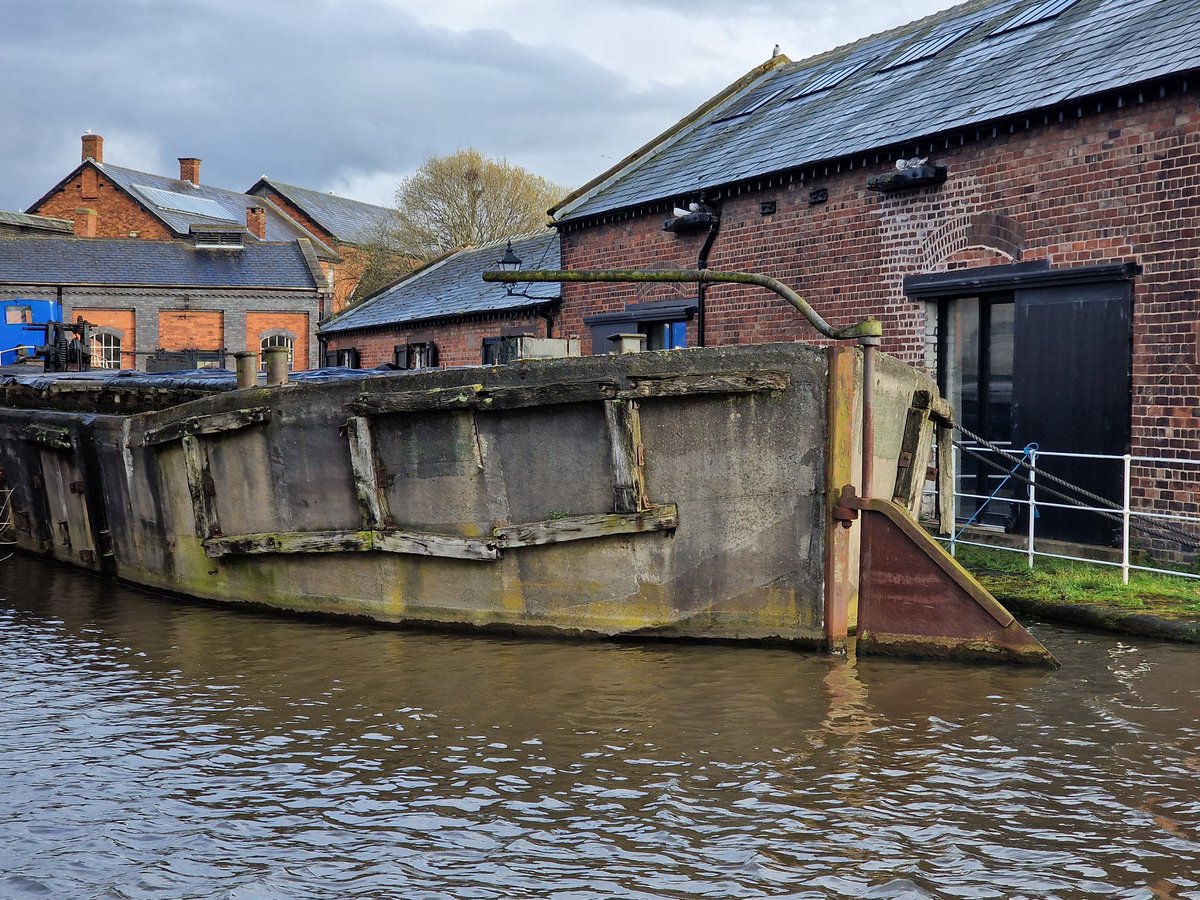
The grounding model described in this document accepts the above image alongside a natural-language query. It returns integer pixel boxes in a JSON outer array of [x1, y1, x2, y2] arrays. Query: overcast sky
[[3, 0, 955, 213]]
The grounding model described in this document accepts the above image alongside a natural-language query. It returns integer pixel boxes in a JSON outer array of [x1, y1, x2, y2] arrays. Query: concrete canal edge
[[994, 594, 1200, 644]]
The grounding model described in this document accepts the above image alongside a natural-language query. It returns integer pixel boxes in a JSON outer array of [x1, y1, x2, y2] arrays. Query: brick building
[[246, 178, 401, 314], [26, 134, 398, 316], [0, 235, 328, 371], [320, 230, 561, 369], [549, 0, 1200, 545]]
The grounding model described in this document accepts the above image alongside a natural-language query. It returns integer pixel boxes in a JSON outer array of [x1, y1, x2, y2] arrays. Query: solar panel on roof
[[133, 185, 237, 221], [988, 0, 1081, 36], [711, 86, 787, 124], [880, 21, 980, 70], [786, 58, 876, 100]]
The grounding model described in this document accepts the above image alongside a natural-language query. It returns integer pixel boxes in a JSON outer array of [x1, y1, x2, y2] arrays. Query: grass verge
[[953, 544, 1200, 621]]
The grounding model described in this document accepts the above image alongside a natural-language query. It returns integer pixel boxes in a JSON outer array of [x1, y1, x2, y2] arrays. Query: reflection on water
[[1, 554, 1198, 898]]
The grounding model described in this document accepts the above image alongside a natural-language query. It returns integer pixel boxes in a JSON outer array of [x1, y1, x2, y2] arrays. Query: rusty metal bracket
[[832, 484, 860, 529]]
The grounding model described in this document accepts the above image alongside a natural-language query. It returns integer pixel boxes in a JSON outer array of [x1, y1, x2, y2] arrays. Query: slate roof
[[321, 229, 560, 334], [0, 238, 321, 290], [0, 210, 72, 233], [26, 162, 340, 260], [97, 163, 319, 243], [555, 0, 1200, 222], [248, 179, 395, 245]]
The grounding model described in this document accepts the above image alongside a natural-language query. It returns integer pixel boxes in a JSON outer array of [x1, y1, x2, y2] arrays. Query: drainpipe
[[536, 304, 555, 338], [696, 217, 720, 347]]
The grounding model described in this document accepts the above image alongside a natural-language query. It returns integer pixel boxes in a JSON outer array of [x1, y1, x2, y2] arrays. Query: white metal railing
[[928, 444, 1200, 584]]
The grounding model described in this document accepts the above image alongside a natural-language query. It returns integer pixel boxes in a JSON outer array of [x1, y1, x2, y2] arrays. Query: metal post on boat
[[234, 351, 258, 389], [263, 347, 289, 386]]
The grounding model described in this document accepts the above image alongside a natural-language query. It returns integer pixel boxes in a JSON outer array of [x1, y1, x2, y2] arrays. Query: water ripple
[[1, 559, 1199, 897]]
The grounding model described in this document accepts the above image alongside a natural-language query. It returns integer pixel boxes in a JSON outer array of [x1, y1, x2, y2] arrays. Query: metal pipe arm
[[482, 269, 882, 341]]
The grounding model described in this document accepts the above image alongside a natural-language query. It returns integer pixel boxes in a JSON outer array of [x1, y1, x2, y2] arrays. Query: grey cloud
[[2, 0, 702, 209]]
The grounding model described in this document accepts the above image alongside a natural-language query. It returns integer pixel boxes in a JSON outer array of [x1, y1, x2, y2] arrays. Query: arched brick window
[[89, 329, 123, 369], [259, 332, 296, 370]]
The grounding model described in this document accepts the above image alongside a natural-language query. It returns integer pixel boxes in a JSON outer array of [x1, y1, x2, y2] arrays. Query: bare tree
[[389, 149, 566, 261]]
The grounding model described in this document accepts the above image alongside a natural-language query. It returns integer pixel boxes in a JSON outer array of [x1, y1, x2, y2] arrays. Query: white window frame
[[90, 330, 123, 369], [260, 332, 296, 370]]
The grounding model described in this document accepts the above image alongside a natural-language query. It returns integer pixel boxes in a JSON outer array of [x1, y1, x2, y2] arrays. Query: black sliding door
[[1011, 281, 1132, 544]]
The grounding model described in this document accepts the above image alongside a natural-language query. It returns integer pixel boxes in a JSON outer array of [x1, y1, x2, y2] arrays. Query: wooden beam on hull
[[604, 399, 649, 513], [182, 435, 220, 540], [142, 407, 271, 446], [203, 528, 498, 561], [201, 506, 679, 560], [21, 424, 72, 450], [346, 372, 790, 417], [345, 416, 392, 530], [492, 506, 678, 548]]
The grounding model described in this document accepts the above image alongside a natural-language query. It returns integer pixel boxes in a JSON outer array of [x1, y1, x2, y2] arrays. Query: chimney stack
[[73, 208, 97, 238], [81, 133, 103, 164], [178, 157, 202, 185], [246, 206, 266, 239]]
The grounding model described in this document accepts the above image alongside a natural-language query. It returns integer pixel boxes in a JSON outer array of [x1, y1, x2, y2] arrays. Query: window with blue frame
[[645, 320, 687, 350], [583, 300, 696, 355]]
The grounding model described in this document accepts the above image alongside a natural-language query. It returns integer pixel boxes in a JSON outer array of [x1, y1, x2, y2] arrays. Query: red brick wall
[[31, 167, 174, 240], [74, 308, 136, 369], [158, 310, 223, 351], [323, 312, 553, 368], [560, 90, 1200, 542], [251, 187, 376, 313], [246, 311, 309, 370], [562, 92, 1198, 422]]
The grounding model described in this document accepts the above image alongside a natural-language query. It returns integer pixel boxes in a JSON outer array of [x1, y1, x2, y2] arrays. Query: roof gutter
[[319, 297, 561, 337], [2, 281, 319, 292]]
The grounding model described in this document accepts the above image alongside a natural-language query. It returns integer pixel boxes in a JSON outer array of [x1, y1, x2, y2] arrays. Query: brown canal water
[[1, 554, 1198, 899]]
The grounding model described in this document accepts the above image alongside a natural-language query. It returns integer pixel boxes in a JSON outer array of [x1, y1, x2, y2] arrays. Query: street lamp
[[497, 240, 522, 271]]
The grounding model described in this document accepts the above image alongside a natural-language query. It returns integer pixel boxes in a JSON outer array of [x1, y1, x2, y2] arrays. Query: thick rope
[[952, 438, 1200, 550]]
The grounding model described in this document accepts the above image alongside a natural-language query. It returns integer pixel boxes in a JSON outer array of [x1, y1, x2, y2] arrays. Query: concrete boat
[[0, 336, 1055, 666]]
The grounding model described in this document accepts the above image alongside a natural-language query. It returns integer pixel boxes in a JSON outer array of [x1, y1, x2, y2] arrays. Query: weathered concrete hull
[[0, 343, 1056, 664]]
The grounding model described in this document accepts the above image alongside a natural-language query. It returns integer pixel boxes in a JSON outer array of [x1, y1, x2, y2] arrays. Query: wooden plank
[[204, 528, 498, 561], [824, 344, 858, 645], [891, 399, 932, 512], [348, 384, 486, 415], [345, 416, 390, 530], [936, 422, 955, 536], [347, 380, 619, 416], [478, 381, 620, 409], [492, 505, 678, 549], [204, 530, 374, 557], [347, 373, 788, 419], [374, 531, 498, 561], [181, 435, 220, 539], [21, 424, 72, 450], [143, 407, 271, 446], [604, 399, 648, 512], [618, 371, 790, 399]]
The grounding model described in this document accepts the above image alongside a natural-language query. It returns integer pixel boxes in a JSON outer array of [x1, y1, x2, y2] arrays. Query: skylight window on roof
[[988, 0, 1080, 37], [710, 86, 787, 124], [786, 58, 875, 100], [880, 21, 979, 70], [133, 185, 237, 221]]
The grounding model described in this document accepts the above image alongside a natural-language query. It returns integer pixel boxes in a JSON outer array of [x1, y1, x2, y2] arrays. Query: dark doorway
[[1011, 280, 1132, 544], [911, 262, 1136, 547], [939, 295, 1016, 528]]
